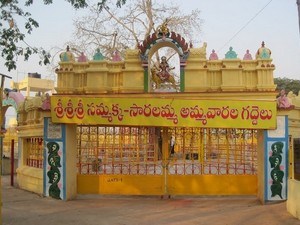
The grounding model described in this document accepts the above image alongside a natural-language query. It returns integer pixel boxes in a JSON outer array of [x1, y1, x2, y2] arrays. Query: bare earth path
[[2, 175, 300, 225]]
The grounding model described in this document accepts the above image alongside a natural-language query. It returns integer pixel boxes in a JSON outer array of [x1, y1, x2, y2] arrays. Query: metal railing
[[77, 126, 257, 176], [25, 137, 43, 169]]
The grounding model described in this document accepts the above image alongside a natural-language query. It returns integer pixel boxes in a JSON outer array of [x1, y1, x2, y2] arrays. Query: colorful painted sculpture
[[47, 142, 62, 199], [269, 141, 284, 199], [156, 18, 170, 38], [151, 56, 177, 89], [277, 89, 291, 109], [41, 93, 51, 110]]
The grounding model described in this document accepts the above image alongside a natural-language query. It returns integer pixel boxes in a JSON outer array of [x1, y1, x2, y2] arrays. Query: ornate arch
[[2, 90, 25, 130], [139, 31, 190, 62], [2, 90, 25, 111], [138, 28, 190, 92]]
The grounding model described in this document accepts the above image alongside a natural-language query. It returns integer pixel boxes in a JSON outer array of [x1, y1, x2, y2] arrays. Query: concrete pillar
[[43, 118, 77, 200], [65, 124, 77, 200], [257, 129, 266, 203], [258, 115, 289, 203]]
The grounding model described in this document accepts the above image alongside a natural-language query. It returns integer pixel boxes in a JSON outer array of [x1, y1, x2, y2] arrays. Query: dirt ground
[[1, 175, 300, 225]]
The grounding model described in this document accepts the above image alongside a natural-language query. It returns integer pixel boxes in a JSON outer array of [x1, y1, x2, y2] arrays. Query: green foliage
[[24, 0, 88, 8], [274, 77, 300, 96], [97, 0, 127, 11], [0, 0, 127, 71]]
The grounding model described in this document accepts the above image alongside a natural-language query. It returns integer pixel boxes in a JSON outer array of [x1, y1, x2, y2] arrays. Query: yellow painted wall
[[77, 174, 257, 196], [286, 95, 300, 219], [78, 175, 164, 195], [16, 166, 43, 195], [56, 47, 276, 96], [16, 107, 50, 196], [287, 179, 300, 219], [77, 175, 100, 194], [168, 175, 257, 195]]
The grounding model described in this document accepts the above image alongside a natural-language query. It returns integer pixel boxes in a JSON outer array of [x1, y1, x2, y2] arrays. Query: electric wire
[[217, 0, 274, 53]]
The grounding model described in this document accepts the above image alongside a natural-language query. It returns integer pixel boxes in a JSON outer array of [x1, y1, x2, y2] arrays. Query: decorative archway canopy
[[138, 29, 190, 63]]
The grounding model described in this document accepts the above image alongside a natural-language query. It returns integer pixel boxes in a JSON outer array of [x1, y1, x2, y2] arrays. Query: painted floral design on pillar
[[269, 141, 284, 199], [46, 142, 62, 199]]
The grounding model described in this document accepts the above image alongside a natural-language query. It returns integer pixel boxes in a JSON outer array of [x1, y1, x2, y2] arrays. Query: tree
[[274, 77, 300, 96], [0, 0, 127, 71], [69, 0, 202, 63]]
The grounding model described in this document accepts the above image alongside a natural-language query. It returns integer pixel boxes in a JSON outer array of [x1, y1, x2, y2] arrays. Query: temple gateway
[[7, 23, 300, 219]]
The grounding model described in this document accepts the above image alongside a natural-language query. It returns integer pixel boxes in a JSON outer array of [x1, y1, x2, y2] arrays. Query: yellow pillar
[[65, 124, 77, 200]]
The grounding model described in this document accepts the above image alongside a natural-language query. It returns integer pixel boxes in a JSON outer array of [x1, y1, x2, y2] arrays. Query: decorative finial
[[112, 50, 122, 61], [78, 52, 87, 62], [243, 50, 253, 60], [225, 47, 237, 59], [209, 49, 218, 60], [256, 41, 271, 59], [156, 18, 170, 39], [93, 48, 105, 61], [59, 45, 75, 62]]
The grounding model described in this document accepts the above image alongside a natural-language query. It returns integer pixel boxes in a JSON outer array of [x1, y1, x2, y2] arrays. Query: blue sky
[[1, 0, 300, 85]]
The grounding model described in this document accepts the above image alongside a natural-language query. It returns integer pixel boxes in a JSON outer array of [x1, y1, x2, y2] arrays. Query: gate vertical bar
[[162, 128, 169, 197], [10, 139, 14, 186]]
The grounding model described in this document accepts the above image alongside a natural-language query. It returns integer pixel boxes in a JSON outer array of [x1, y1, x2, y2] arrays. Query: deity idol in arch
[[151, 56, 177, 89]]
